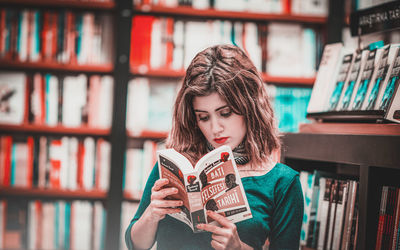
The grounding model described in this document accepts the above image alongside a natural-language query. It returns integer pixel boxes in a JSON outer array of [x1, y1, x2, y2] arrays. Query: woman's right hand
[[148, 178, 183, 222]]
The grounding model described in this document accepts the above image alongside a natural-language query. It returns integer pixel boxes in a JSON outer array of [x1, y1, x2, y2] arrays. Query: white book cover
[[38, 136, 47, 188], [266, 22, 303, 77], [12, 142, 28, 187], [18, 10, 28, 62], [78, 13, 94, 65], [98, 75, 114, 129], [363, 45, 391, 110], [307, 43, 344, 114], [126, 78, 149, 135], [147, 79, 177, 132], [27, 201, 38, 249], [83, 137, 95, 190], [45, 74, 59, 126], [150, 18, 163, 69], [93, 201, 105, 250], [42, 202, 55, 250], [243, 22, 262, 71], [332, 180, 349, 250], [29, 11, 41, 62], [0, 72, 27, 124], [317, 178, 332, 250], [87, 75, 101, 127], [97, 139, 111, 191], [247, 0, 271, 13], [125, 148, 143, 198], [71, 201, 92, 250], [67, 137, 78, 190], [302, 28, 317, 77], [62, 75, 88, 127], [120, 202, 139, 250], [214, 0, 246, 11], [172, 20, 184, 70], [382, 46, 400, 123]]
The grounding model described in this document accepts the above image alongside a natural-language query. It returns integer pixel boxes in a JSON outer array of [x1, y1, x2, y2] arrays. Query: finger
[[151, 187, 178, 200], [207, 210, 233, 228], [211, 239, 224, 250], [197, 223, 227, 235], [153, 207, 181, 215], [152, 178, 169, 192], [152, 199, 183, 208]]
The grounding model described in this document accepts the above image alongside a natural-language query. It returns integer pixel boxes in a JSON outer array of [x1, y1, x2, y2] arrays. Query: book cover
[[0, 72, 27, 125], [352, 48, 379, 110], [339, 50, 367, 111], [380, 47, 400, 111], [364, 45, 391, 110], [157, 145, 252, 233], [327, 53, 354, 111]]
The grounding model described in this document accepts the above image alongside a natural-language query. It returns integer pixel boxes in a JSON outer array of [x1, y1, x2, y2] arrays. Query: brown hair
[[166, 44, 280, 166]]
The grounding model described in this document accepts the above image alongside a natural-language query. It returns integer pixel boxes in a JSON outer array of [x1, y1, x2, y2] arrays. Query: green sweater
[[125, 162, 304, 250]]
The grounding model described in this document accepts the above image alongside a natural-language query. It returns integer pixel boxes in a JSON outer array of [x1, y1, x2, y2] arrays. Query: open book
[[157, 145, 252, 233]]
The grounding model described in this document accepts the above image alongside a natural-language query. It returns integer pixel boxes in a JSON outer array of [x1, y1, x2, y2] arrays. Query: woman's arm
[[269, 175, 304, 250], [125, 165, 182, 250]]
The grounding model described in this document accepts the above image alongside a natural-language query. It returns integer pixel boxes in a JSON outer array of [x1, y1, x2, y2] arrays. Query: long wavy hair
[[166, 44, 280, 166]]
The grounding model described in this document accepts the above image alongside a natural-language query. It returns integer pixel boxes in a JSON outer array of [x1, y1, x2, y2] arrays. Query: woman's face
[[193, 92, 247, 150]]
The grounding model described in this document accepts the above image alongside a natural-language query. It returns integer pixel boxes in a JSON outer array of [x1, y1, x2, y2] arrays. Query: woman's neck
[[238, 158, 276, 178]]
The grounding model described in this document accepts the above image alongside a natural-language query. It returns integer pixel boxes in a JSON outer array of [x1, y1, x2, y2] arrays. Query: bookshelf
[[282, 124, 400, 250]]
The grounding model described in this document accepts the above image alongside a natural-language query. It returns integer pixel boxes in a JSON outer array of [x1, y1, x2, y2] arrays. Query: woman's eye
[[198, 116, 209, 121], [220, 110, 232, 118]]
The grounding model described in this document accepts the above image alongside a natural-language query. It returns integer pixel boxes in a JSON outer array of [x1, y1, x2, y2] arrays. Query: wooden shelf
[[0, 0, 115, 9], [282, 133, 400, 169], [134, 4, 327, 24], [127, 129, 168, 139], [0, 124, 110, 136], [0, 60, 113, 74], [0, 187, 107, 200], [299, 123, 400, 136], [131, 68, 315, 86]]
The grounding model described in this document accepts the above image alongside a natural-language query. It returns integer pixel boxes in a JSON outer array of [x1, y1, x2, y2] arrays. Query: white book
[[45, 74, 59, 126], [307, 43, 344, 114], [78, 13, 95, 65], [12, 142, 28, 187], [126, 78, 150, 135], [214, 0, 246, 11], [0, 72, 27, 124], [93, 202, 105, 250], [332, 180, 349, 250], [302, 28, 317, 77], [71, 201, 93, 250], [62, 75, 88, 127], [97, 139, 111, 191], [42, 202, 55, 250], [87, 75, 101, 127], [192, 0, 209, 9], [27, 201, 38, 250], [67, 137, 78, 190], [150, 18, 163, 69], [98, 75, 114, 128], [18, 10, 29, 62], [172, 20, 184, 70], [38, 136, 48, 188], [83, 137, 95, 190], [243, 22, 262, 71], [317, 178, 333, 250], [266, 23, 303, 77]]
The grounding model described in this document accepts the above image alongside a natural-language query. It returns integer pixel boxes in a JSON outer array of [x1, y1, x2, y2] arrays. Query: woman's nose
[[210, 117, 223, 135]]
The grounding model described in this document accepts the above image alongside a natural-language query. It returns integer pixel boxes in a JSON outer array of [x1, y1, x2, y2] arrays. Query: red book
[[376, 186, 388, 250], [0, 9, 6, 54], [130, 15, 154, 70], [164, 17, 174, 68], [77, 141, 85, 189], [2, 136, 12, 187]]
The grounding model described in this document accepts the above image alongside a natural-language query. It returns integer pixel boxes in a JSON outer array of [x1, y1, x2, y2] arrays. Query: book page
[[195, 146, 252, 224]]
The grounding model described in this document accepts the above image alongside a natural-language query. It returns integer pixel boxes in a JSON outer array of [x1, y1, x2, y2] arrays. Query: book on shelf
[[0, 199, 107, 250], [0, 71, 114, 128], [327, 53, 355, 111], [0, 135, 111, 191], [375, 185, 400, 250], [297, 170, 360, 250], [0, 72, 27, 125], [307, 42, 344, 114], [0, 8, 113, 65], [157, 145, 252, 233]]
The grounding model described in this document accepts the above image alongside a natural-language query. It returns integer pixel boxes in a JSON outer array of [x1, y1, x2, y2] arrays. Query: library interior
[[0, 0, 399, 249]]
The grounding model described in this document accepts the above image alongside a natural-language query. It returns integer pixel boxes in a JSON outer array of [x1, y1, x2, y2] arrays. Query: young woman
[[125, 44, 304, 250]]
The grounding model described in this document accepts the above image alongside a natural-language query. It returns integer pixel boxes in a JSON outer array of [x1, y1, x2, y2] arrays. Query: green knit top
[[125, 162, 304, 250]]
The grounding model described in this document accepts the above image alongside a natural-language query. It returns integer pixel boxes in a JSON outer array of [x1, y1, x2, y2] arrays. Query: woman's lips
[[214, 137, 228, 144]]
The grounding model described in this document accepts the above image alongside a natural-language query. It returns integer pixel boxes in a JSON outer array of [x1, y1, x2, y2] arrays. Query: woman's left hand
[[196, 210, 252, 250]]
